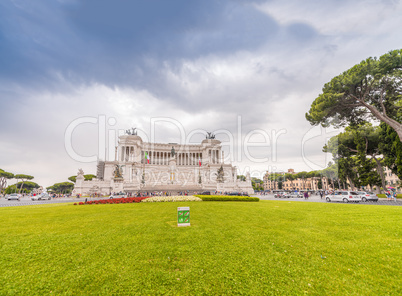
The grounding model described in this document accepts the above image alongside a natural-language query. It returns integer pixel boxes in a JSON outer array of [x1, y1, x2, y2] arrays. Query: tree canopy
[[237, 175, 246, 181], [14, 181, 40, 192], [306, 49, 402, 141], [0, 169, 14, 193], [14, 174, 34, 193], [251, 178, 263, 191], [379, 122, 402, 180], [323, 123, 384, 190], [68, 174, 96, 183], [4, 185, 18, 194], [47, 182, 75, 194]]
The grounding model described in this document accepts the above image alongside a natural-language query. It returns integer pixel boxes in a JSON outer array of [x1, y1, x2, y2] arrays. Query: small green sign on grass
[[177, 207, 190, 227]]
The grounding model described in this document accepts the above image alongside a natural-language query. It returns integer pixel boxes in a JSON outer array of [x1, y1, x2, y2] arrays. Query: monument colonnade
[[118, 145, 224, 166]]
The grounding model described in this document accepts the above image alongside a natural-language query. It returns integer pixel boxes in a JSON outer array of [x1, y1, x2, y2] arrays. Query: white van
[[109, 192, 128, 199], [325, 191, 360, 203]]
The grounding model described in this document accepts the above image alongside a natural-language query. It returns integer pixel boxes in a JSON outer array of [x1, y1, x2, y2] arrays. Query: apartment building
[[263, 169, 330, 191]]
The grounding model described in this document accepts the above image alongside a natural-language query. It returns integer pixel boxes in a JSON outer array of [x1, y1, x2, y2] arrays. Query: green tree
[[14, 174, 34, 194], [324, 123, 385, 191], [47, 182, 75, 194], [68, 174, 96, 183], [267, 173, 284, 190], [338, 157, 358, 189], [313, 170, 325, 190], [251, 178, 263, 191], [14, 181, 40, 193], [322, 163, 339, 190], [278, 181, 283, 190], [306, 49, 402, 141], [4, 185, 18, 194], [0, 169, 14, 194], [324, 131, 358, 189], [237, 175, 246, 181], [317, 178, 322, 189], [379, 122, 402, 181], [354, 131, 382, 189], [85, 174, 96, 180]]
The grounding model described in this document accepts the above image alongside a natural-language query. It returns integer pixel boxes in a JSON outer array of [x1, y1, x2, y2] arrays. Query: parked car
[[356, 191, 378, 202], [6, 193, 20, 201], [200, 191, 211, 195], [31, 193, 51, 201], [284, 192, 303, 198], [274, 192, 286, 198], [109, 192, 127, 199], [325, 191, 361, 203]]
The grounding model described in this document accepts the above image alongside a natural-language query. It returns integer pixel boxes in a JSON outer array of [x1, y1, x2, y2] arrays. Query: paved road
[[1, 194, 401, 207], [254, 194, 402, 206], [0, 196, 98, 207]]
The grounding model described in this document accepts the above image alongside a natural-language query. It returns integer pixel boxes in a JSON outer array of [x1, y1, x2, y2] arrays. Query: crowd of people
[[385, 189, 398, 201]]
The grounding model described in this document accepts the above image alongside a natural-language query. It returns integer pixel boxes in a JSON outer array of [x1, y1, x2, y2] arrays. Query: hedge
[[194, 195, 259, 202], [377, 194, 401, 198]]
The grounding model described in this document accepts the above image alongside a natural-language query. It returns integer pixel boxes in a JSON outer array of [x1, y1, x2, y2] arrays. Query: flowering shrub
[[77, 197, 149, 205], [141, 196, 202, 203]]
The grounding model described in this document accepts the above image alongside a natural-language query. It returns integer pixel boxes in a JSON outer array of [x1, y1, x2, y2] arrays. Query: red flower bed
[[78, 197, 149, 205]]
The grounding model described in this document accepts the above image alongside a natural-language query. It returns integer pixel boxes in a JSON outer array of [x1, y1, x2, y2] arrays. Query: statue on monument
[[171, 146, 176, 157], [125, 127, 137, 136], [206, 132, 216, 139], [113, 165, 123, 179], [216, 165, 224, 183], [77, 168, 84, 176]]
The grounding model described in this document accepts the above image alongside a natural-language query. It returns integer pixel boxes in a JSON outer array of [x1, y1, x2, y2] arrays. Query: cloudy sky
[[1, 0, 402, 187]]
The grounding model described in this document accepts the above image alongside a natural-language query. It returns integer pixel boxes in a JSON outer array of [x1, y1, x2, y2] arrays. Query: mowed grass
[[0, 201, 400, 295]]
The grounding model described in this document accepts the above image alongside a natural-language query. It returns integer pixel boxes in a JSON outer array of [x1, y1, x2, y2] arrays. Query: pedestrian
[[386, 190, 391, 200], [319, 191, 323, 199], [304, 191, 308, 199], [393, 190, 397, 202]]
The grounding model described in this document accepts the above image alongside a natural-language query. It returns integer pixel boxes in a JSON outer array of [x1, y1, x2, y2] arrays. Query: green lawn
[[0, 201, 400, 295]]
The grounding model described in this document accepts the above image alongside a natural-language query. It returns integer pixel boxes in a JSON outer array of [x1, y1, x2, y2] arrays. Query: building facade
[[384, 167, 400, 188], [263, 169, 330, 191], [74, 133, 254, 195], [379, 167, 400, 193], [264, 168, 401, 193]]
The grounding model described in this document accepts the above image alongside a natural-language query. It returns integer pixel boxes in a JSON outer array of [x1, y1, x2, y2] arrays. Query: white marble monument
[[74, 131, 253, 195]]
